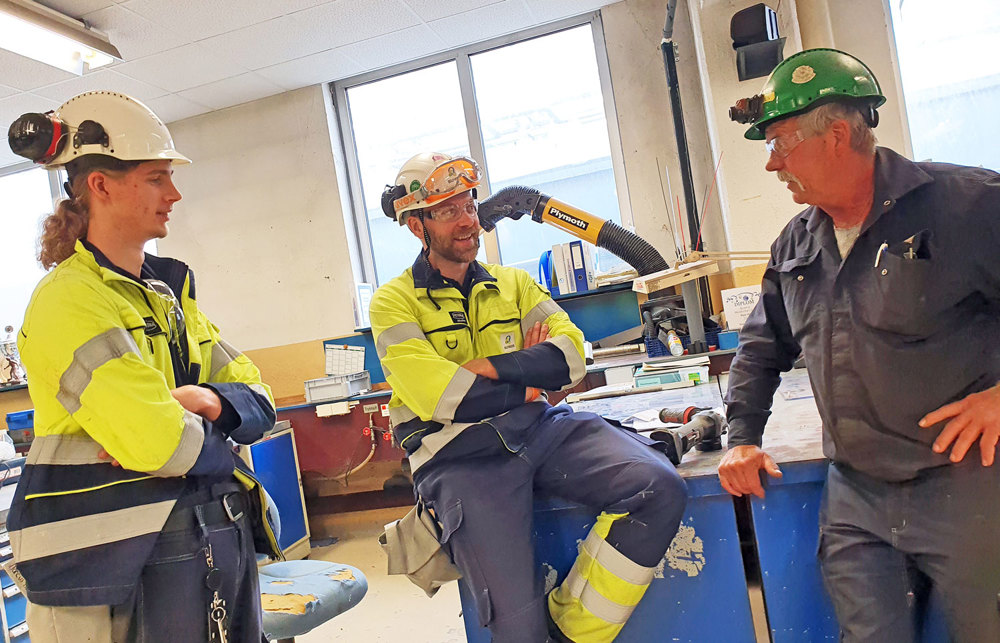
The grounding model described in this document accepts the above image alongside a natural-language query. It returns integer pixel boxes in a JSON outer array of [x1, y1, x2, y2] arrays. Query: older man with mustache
[[718, 49, 1000, 642]]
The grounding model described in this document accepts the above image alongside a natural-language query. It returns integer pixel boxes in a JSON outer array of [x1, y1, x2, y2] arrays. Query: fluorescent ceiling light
[[0, 0, 121, 75]]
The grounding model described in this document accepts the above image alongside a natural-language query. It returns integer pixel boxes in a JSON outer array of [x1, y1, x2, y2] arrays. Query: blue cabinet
[[458, 477, 757, 642], [0, 528, 28, 643], [240, 423, 311, 561]]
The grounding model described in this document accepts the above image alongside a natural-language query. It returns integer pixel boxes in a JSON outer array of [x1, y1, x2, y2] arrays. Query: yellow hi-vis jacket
[[369, 255, 586, 473], [8, 240, 279, 606]]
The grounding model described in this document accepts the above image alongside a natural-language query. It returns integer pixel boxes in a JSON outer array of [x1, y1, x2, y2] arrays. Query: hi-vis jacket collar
[[78, 239, 194, 301], [410, 252, 497, 292]]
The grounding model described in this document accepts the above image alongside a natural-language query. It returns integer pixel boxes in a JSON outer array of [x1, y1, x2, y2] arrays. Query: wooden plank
[[631, 260, 719, 294]]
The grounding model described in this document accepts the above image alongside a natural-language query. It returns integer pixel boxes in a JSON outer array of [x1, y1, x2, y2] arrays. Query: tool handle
[[658, 405, 709, 424]]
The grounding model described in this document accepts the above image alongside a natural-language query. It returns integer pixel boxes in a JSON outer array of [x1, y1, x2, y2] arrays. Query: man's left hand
[[463, 358, 498, 380], [171, 385, 223, 422], [920, 386, 1000, 465]]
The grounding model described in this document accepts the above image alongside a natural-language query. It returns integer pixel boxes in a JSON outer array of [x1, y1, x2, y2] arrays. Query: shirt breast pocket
[[861, 250, 936, 336], [858, 230, 952, 337], [769, 250, 822, 335]]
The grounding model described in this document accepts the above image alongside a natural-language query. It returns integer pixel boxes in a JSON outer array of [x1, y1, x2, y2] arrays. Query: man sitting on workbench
[[369, 152, 688, 643], [720, 49, 1000, 641]]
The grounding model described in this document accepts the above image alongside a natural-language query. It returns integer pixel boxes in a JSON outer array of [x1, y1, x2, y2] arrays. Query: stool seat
[[260, 560, 368, 641]]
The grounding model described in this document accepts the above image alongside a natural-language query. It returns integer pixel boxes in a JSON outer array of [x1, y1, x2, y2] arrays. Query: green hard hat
[[733, 48, 886, 140]]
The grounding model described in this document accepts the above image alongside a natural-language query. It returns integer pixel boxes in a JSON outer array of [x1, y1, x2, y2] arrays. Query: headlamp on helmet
[[728, 48, 886, 140]]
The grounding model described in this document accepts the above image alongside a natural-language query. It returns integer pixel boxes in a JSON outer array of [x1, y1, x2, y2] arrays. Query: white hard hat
[[381, 152, 481, 226], [9, 91, 190, 168]]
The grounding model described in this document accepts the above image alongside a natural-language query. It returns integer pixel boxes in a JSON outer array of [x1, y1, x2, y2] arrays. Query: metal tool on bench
[[649, 406, 726, 465]]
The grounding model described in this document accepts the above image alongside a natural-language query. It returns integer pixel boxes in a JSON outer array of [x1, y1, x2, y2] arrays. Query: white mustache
[[776, 171, 804, 190]]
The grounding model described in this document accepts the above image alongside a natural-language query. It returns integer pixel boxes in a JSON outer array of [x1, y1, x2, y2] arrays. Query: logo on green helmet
[[791, 65, 816, 84]]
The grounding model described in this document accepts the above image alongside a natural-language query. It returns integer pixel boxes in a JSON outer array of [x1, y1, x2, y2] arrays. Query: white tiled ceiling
[[1, 0, 617, 167]]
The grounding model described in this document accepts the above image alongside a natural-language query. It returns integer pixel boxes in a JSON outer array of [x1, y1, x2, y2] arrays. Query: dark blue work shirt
[[726, 147, 1000, 481]]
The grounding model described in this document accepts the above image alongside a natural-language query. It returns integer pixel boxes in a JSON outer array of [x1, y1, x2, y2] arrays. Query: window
[[890, 0, 1000, 169], [336, 14, 629, 286], [0, 165, 55, 333]]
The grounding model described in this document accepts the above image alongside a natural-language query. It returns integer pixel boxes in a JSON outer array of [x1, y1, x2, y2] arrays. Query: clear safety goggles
[[765, 130, 808, 158], [393, 157, 482, 214]]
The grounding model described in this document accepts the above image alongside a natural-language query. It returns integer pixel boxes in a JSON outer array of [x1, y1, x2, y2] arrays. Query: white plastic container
[[304, 371, 371, 403]]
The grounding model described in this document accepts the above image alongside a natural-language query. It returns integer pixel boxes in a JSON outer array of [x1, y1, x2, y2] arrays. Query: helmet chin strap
[[418, 212, 432, 255]]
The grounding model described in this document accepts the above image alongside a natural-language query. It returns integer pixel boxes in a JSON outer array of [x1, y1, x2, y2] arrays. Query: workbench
[[457, 369, 947, 642]]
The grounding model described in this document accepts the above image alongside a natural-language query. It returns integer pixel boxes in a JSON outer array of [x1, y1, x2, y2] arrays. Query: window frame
[[332, 11, 632, 285]]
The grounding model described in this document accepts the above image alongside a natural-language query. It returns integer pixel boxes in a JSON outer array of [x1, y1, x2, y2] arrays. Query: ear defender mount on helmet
[[8, 112, 67, 164], [382, 184, 408, 221], [8, 112, 110, 164]]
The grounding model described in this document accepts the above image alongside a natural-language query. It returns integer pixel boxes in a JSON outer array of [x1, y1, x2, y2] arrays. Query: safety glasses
[[427, 198, 478, 224], [393, 157, 482, 214], [765, 130, 809, 158], [144, 278, 189, 369]]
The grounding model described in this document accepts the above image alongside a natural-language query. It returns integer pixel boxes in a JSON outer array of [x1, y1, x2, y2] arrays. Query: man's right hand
[[718, 445, 783, 499], [523, 322, 549, 349]]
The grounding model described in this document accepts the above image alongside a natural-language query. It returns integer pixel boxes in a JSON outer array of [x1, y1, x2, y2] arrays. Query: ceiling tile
[[403, 0, 504, 22], [201, 0, 419, 72], [428, 0, 537, 48], [114, 44, 249, 93], [255, 49, 366, 89], [0, 146, 22, 168], [0, 50, 77, 91], [36, 0, 115, 18], [177, 73, 285, 110], [335, 25, 448, 75], [0, 84, 18, 100], [121, 0, 335, 42], [197, 15, 315, 71], [0, 93, 60, 135], [521, 0, 612, 23], [291, 0, 421, 49], [143, 93, 212, 124], [82, 4, 191, 60], [33, 69, 169, 104]]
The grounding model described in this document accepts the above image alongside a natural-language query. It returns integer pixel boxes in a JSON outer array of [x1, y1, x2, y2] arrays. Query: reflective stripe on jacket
[[369, 255, 586, 472], [9, 240, 277, 606]]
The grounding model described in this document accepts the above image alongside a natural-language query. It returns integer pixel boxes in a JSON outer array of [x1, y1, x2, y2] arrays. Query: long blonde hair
[[38, 155, 139, 269]]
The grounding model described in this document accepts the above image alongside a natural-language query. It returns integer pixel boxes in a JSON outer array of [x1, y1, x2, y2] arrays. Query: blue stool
[[259, 560, 368, 642]]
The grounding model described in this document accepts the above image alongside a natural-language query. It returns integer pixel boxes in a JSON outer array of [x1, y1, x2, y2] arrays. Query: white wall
[[679, 0, 913, 258], [162, 85, 356, 351], [602, 0, 727, 263], [686, 0, 806, 256], [157, 0, 911, 352]]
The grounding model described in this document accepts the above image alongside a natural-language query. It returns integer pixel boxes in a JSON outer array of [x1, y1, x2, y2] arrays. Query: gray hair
[[797, 102, 876, 155]]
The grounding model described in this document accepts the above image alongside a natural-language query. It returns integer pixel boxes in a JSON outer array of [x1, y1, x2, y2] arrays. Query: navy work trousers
[[413, 405, 688, 642], [819, 460, 1000, 643], [121, 496, 265, 643]]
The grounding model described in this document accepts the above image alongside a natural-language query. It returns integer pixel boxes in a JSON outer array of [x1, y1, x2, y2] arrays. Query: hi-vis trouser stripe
[[57, 328, 139, 414], [10, 501, 175, 562], [548, 512, 656, 643]]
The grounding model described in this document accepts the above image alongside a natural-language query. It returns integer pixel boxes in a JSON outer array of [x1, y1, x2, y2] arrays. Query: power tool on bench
[[649, 406, 726, 465]]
